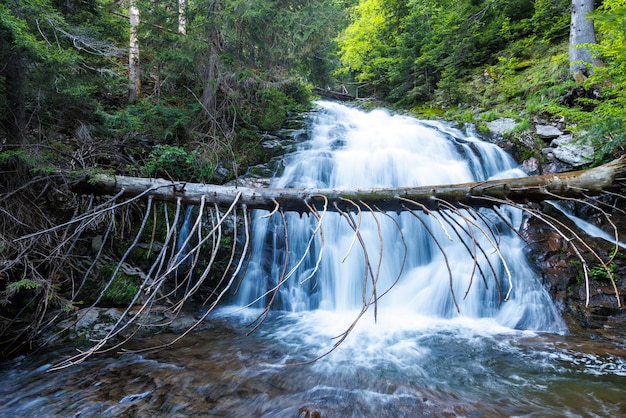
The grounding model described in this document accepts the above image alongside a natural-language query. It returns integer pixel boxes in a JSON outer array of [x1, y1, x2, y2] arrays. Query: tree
[[129, 0, 141, 102], [0, 0, 128, 143], [199, 0, 222, 123], [336, 0, 543, 104], [569, 0, 601, 80], [178, 0, 187, 34]]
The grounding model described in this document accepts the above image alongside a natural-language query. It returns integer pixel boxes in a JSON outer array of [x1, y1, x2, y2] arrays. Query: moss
[[411, 105, 446, 118], [101, 272, 139, 307]]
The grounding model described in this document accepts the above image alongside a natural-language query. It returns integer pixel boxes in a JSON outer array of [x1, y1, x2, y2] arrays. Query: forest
[[1, 0, 626, 357]]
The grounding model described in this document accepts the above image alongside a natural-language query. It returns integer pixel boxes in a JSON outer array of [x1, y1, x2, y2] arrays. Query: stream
[[0, 314, 625, 417], [0, 102, 624, 417]]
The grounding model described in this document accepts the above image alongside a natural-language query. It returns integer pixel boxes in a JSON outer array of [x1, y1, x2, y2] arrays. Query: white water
[[3, 102, 626, 418], [232, 101, 566, 337], [550, 201, 626, 250]]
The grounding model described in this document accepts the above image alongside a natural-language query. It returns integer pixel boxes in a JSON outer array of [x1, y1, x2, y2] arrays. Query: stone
[[550, 134, 594, 167], [486, 118, 516, 135], [535, 124, 563, 139], [521, 157, 541, 176], [214, 161, 232, 182], [542, 160, 572, 174]]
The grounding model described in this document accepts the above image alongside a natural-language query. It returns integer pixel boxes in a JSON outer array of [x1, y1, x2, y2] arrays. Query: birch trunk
[[178, 0, 187, 35], [128, 0, 141, 102]]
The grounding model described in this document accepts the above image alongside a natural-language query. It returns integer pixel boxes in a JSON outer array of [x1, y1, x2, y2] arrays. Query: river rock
[[522, 201, 626, 334], [213, 160, 233, 182], [521, 157, 541, 175], [49, 306, 203, 347], [542, 160, 573, 174]]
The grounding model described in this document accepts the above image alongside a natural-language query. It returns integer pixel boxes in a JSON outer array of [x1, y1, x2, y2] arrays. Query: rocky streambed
[[486, 117, 625, 337]]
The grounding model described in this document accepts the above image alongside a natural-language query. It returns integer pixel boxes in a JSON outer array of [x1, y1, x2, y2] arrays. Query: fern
[[6, 279, 41, 293]]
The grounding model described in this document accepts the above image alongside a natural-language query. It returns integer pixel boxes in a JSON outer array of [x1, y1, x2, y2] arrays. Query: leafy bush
[[582, 114, 626, 165], [141, 145, 215, 182], [252, 86, 311, 131]]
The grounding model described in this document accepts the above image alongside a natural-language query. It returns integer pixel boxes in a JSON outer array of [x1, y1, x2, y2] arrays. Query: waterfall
[[234, 101, 565, 332], [176, 205, 196, 265]]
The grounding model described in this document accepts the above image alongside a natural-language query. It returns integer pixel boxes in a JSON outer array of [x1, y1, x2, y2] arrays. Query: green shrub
[[582, 114, 626, 165], [141, 145, 215, 182]]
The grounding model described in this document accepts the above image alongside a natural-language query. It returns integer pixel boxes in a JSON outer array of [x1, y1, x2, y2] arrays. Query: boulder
[[550, 135, 594, 167], [535, 124, 563, 139], [487, 118, 516, 136]]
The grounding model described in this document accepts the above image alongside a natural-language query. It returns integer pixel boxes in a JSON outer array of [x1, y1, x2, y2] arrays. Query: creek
[[0, 102, 624, 417]]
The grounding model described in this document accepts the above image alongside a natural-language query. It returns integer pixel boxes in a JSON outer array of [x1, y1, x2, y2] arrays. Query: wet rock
[[225, 175, 272, 188], [541, 160, 572, 174], [521, 202, 626, 334], [521, 157, 541, 176], [49, 306, 203, 346], [213, 161, 233, 182], [259, 133, 299, 158]]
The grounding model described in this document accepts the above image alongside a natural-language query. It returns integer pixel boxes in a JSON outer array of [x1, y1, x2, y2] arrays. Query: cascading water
[[235, 101, 565, 333], [2, 102, 624, 418]]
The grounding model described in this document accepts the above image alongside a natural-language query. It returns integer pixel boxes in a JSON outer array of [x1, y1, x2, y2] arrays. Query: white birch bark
[[178, 0, 187, 35], [129, 0, 141, 102]]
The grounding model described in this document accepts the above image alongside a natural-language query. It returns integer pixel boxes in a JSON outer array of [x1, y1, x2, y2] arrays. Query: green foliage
[[582, 114, 626, 165], [141, 145, 215, 182], [0, 149, 57, 174], [579, 2, 626, 164], [527, 0, 571, 43], [588, 263, 617, 283], [574, 261, 618, 285], [253, 87, 311, 131], [6, 279, 41, 293], [511, 119, 531, 133], [101, 102, 194, 142], [1, 0, 128, 140], [335, 0, 574, 107], [101, 274, 139, 307], [216, 0, 347, 85], [0, 150, 28, 164]]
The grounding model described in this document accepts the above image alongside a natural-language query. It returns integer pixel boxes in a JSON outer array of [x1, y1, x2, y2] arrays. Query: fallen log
[[71, 157, 626, 212], [35, 157, 623, 368]]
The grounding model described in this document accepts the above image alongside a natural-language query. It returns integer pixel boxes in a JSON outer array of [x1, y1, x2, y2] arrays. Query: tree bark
[[178, 0, 187, 35], [128, 0, 141, 102], [569, 0, 601, 79], [72, 157, 626, 213], [199, 0, 222, 123]]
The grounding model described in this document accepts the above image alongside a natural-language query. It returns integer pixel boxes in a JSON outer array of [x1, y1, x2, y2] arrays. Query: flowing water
[[1, 102, 625, 417]]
